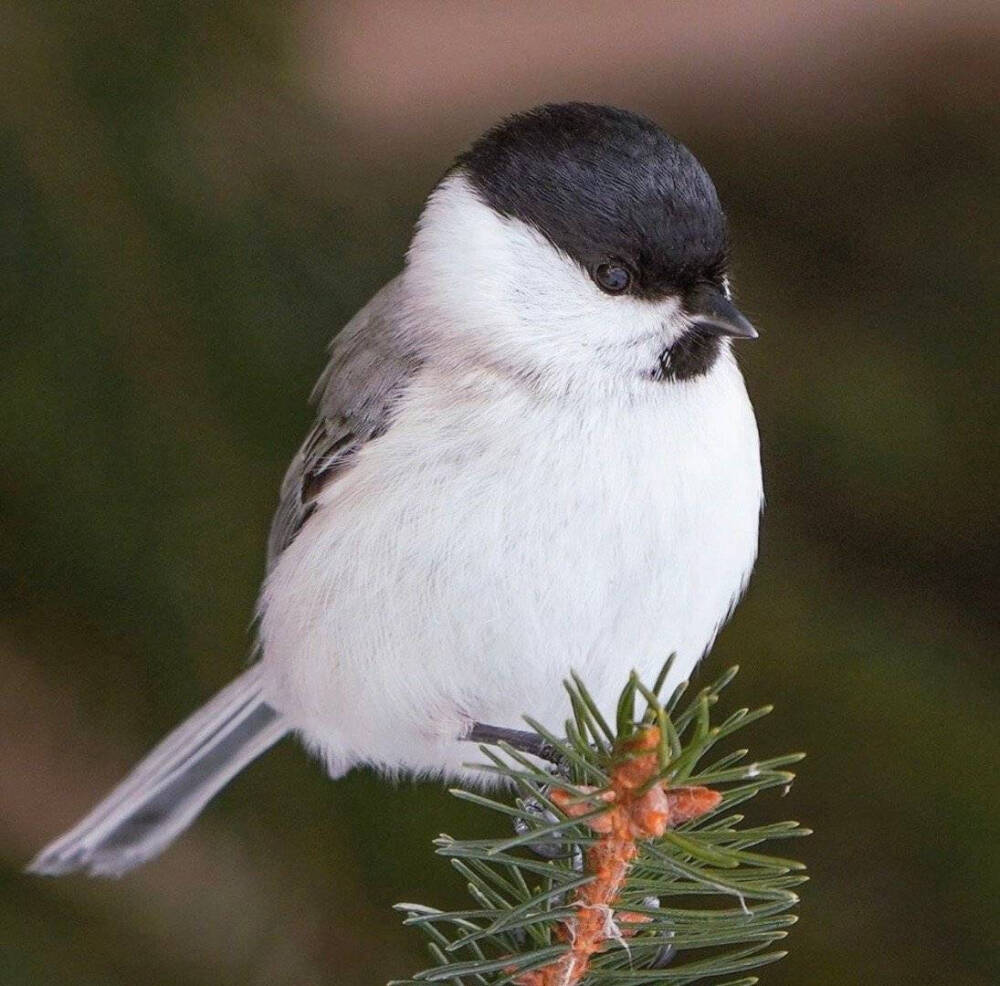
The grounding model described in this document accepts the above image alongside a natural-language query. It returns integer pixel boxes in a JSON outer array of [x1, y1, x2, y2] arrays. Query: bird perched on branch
[[31, 102, 762, 877]]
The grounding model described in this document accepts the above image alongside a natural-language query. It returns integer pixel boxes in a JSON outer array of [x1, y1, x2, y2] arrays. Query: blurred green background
[[2, 3, 998, 984]]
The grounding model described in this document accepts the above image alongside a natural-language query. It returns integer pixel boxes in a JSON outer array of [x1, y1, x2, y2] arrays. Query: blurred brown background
[[2, 2, 998, 984]]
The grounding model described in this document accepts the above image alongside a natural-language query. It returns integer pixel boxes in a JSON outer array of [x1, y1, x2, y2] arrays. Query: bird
[[30, 102, 763, 877]]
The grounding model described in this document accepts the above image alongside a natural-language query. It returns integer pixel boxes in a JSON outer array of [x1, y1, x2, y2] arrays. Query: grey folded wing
[[266, 275, 422, 568]]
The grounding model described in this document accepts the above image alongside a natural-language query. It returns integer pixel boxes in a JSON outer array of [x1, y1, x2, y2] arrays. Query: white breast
[[258, 352, 761, 781]]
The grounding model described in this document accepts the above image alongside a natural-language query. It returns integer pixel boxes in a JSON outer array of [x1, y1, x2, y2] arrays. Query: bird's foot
[[466, 722, 574, 859], [642, 896, 678, 968], [464, 723, 676, 967], [465, 722, 564, 767], [513, 795, 584, 862]]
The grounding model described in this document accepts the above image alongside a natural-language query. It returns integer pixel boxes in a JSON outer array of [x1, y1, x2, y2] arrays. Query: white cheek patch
[[407, 174, 688, 385]]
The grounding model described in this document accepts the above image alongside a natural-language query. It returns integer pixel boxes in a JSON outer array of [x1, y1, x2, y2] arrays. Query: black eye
[[594, 262, 632, 294]]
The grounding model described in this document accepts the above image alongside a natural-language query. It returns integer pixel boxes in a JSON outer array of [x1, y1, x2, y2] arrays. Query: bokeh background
[[2, 2, 998, 984]]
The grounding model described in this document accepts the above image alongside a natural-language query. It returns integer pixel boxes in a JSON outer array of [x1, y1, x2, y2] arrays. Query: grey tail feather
[[27, 665, 288, 877]]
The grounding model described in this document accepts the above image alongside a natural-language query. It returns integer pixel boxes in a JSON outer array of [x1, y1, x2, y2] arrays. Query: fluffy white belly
[[258, 356, 761, 780]]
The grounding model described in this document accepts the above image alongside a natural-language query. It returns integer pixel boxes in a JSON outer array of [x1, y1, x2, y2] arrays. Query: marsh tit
[[31, 103, 762, 877]]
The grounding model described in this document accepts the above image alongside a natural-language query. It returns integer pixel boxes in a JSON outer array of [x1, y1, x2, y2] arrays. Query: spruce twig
[[394, 664, 807, 986]]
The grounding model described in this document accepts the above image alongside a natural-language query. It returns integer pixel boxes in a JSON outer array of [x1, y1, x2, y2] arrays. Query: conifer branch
[[393, 663, 808, 986]]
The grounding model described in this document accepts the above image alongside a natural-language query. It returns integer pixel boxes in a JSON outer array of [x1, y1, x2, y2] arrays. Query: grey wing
[[266, 276, 421, 569]]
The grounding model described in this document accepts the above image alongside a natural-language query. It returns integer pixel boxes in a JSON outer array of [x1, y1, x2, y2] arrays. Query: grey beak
[[685, 284, 758, 340]]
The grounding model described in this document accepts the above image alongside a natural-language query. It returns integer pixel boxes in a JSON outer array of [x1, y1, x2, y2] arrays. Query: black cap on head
[[457, 103, 728, 299]]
